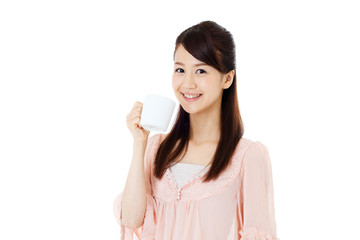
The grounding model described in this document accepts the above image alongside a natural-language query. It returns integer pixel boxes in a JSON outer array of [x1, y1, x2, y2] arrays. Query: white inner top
[[169, 162, 207, 189]]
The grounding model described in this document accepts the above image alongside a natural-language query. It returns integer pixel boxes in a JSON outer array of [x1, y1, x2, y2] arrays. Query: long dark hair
[[154, 20, 244, 182]]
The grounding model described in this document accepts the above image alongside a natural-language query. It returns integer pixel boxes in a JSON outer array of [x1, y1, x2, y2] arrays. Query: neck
[[189, 110, 221, 145]]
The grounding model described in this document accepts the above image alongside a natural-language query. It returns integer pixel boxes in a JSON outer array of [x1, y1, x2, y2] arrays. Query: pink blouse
[[113, 133, 278, 240]]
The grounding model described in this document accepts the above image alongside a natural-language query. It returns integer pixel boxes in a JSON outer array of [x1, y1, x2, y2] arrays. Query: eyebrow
[[174, 62, 208, 67]]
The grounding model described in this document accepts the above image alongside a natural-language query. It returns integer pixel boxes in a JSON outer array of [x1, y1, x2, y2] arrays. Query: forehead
[[174, 45, 205, 65]]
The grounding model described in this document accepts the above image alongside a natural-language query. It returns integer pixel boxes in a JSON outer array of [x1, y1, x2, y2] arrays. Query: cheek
[[198, 78, 221, 94], [197, 78, 213, 90], [172, 76, 180, 90]]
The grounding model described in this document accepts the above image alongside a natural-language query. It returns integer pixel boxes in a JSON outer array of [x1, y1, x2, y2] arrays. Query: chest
[[177, 142, 218, 166]]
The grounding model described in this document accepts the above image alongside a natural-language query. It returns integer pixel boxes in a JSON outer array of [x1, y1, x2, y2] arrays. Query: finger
[[128, 106, 142, 117], [127, 117, 141, 129], [127, 106, 142, 117], [135, 122, 143, 129], [135, 101, 143, 106], [128, 115, 141, 124], [134, 105, 143, 113], [134, 101, 143, 108], [127, 115, 141, 125], [126, 111, 142, 121]]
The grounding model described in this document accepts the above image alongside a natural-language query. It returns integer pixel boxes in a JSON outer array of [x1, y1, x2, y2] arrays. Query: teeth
[[184, 94, 201, 98]]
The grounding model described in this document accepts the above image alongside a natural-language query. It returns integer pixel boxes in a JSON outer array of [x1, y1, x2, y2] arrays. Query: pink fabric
[[113, 133, 279, 240]]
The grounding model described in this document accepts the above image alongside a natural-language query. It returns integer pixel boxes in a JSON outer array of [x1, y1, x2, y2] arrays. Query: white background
[[1, 0, 359, 239]]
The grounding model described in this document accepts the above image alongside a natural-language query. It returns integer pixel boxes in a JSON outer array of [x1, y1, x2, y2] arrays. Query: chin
[[180, 105, 200, 115]]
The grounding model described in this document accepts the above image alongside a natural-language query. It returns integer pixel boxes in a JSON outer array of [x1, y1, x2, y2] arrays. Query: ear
[[223, 70, 235, 89]]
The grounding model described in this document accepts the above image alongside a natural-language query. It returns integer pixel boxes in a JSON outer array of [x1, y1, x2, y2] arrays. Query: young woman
[[114, 21, 278, 240]]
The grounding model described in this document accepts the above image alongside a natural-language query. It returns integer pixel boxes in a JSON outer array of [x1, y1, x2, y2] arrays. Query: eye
[[175, 68, 184, 73], [196, 69, 206, 74]]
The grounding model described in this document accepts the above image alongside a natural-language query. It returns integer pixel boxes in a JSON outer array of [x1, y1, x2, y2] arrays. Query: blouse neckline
[[176, 162, 208, 167]]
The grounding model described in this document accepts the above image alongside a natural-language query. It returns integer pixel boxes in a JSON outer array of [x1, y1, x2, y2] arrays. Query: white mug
[[140, 94, 176, 132]]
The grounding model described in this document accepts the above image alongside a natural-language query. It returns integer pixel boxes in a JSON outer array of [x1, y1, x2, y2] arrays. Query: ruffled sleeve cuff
[[240, 227, 279, 240]]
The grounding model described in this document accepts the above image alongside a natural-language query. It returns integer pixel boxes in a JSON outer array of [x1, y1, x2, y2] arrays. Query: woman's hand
[[126, 101, 150, 142]]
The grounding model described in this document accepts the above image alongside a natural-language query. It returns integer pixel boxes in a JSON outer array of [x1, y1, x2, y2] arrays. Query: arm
[[121, 139, 148, 229], [238, 141, 278, 239]]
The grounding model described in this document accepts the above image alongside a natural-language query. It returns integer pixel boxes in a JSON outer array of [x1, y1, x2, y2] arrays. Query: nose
[[183, 72, 196, 88]]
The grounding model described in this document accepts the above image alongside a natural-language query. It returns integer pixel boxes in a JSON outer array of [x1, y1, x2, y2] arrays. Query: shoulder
[[240, 139, 272, 175], [231, 137, 271, 172], [231, 137, 253, 160], [145, 133, 168, 159], [147, 132, 167, 147], [210, 137, 254, 181], [244, 139, 270, 157], [233, 137, 270, 158]]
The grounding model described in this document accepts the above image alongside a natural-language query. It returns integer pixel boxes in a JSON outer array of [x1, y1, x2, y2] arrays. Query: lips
[[184, 94, 201, 98], [181, 93, 202, 102]]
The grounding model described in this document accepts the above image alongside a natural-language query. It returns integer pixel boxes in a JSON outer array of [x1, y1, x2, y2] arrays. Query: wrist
[[133, 138, 148, 147]]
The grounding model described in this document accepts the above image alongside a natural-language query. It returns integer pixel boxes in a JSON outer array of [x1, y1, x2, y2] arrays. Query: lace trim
[[182, 138, 252, 200], [152, 135, 254, 201], [240, 227, 279, 240]]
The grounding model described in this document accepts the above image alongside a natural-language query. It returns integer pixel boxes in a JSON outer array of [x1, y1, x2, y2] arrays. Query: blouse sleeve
[[237, 141, 279, 240], [113, 134, 160, 240]]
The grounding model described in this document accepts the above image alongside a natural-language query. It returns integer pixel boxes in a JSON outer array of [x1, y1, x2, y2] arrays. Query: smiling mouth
[[181, 93, 203, 101], [182, 93, 202, 98]]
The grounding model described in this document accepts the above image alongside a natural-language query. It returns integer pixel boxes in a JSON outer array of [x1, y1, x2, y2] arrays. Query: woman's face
[[172, 44, 232, 115]]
